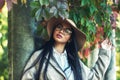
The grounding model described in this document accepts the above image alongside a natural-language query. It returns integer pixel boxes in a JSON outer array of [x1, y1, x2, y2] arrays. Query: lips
[[56, 34, 63, 39]]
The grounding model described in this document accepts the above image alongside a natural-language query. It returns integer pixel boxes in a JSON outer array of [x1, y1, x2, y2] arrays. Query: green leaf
[[106, 6, 112, 15], [63, 11, 69, 19], [86, 19, 90, 27], [35, 8, 42, 21], [79, 9, 88, 17], [31, 8, 38, 17], [30, 1, 41, 9], [58, 10, 68, 19], [50, 6, 57, 15], [90, 5, 97, 15], [94, 13, 102, 25], [81, 18, 85, 25], [59, 9, 68, 18], [85, 19, 96, 34], [81, 0, 89, 6], [39, 0, 49, 6], [100, 2, 106, 9], [57, 1, 68, 9], [73, 14, 78, 24], [43, 8, 51, 20], [89, 24, 96, 34]]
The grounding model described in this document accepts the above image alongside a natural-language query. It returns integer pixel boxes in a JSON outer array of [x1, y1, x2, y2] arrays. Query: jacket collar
[[45, 54, 66, 78]]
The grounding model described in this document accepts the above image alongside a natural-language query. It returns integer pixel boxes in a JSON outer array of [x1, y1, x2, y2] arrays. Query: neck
[[54, 43, 66, 53]]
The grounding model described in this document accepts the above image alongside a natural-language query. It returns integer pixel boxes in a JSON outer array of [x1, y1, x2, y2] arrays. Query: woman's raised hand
[[101, 39, 112, 50]]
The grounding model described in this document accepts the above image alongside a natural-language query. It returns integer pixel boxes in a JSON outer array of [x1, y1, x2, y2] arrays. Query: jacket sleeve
[[103, 48, 116, 80], [80, 48, 111, 80], [21, 50, 42, 80]]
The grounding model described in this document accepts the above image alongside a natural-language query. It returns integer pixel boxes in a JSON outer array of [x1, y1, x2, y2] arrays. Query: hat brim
[[47, 17, 86, 50]]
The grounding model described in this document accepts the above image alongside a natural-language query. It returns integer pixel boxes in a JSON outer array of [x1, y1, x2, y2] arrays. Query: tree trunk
[[8, 1, 35, 80]]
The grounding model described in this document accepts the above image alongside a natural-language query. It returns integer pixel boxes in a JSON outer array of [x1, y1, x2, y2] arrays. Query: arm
[[80, 39, 112, 80], [104, 47, 116, 80]]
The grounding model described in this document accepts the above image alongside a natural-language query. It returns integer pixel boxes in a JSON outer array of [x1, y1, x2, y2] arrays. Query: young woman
[[21, 17, 112, 80]]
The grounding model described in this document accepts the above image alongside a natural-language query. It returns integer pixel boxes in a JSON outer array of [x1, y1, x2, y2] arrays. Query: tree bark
[[8, 1, 35, 80]]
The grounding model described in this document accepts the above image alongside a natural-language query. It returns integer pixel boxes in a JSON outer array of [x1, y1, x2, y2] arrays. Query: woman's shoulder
[[31, 49, 43, 60], [24, 49, 43, 70]]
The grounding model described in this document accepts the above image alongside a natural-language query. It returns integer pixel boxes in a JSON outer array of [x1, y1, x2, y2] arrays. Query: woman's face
[[53, 22, 72, 45]]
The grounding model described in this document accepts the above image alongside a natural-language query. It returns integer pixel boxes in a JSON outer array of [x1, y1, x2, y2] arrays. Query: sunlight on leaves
[[2, 40, 8, 47], [0, 46, 4, 55], [0, 3, 8, 80], [21, 0, 27, 4], [117, 14, 120, 29], [0, 76, 4, 80]]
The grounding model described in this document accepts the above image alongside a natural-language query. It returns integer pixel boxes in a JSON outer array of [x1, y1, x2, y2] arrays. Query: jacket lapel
[[47, 56, 66, 78]]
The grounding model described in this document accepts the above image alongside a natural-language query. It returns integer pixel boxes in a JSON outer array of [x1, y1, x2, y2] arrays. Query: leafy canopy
[[30, 0, 112, 42]]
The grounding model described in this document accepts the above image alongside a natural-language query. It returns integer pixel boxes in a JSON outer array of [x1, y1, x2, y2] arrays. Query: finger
[[102, 39, 108, 44], [108, 42, 111, 45]]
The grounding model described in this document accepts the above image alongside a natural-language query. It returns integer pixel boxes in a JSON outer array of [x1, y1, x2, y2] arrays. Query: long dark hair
[[25, 25, 83, 80], [65, 29, 83, 80]]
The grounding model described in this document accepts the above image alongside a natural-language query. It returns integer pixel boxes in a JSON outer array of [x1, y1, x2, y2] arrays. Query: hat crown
[[66, 19, 77, 28]]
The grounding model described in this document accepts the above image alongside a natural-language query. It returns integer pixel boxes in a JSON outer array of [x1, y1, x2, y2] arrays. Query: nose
[[59, 29, 64, 33]]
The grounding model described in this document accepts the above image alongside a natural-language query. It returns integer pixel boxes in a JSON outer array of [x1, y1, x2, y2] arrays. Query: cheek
[[64, 36, 71, 42], [61, 35, 71, 44], [53, 31, 57, 39]]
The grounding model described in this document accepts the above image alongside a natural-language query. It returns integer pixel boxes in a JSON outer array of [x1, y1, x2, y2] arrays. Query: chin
[[55, 39, 66, 44]]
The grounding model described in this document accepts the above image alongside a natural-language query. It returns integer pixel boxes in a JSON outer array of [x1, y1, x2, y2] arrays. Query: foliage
[[69, 0, 112, 41], [30, 0, 112, 42], [116, 27, 120, 52], [30, 0, 69, 21], [116, 13, 120, 53], [0, 5, 8, 80]]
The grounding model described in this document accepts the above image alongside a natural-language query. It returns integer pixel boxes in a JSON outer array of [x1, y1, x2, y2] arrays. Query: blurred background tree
[[0, 1, 8, 80], [7, 0, 35, 80]]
